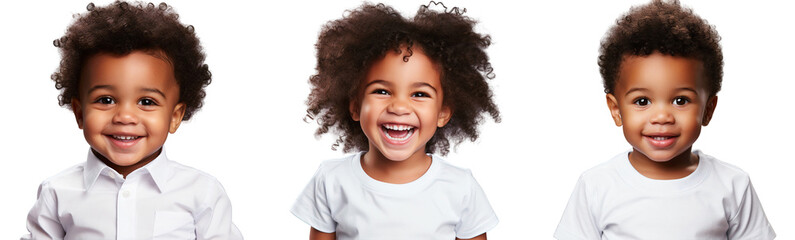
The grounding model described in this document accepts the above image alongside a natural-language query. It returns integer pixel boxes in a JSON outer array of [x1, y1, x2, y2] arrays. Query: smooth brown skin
[[309, 228, 487, 240], [72, 51, 185, 178], [351, 49, 451, 184], [308, 50, 484, 240], [606, 52, 717, 180]]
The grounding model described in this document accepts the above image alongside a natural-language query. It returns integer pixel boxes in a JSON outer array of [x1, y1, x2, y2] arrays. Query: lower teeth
[[386, 130, 413, 141]]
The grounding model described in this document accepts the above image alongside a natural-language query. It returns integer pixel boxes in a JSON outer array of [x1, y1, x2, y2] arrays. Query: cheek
[[82, 110, 109, 130], [621, 111, 646, 127], [419, 103, 442, 126], [679, 111, 704, 132], [141, 111, 172, 134]]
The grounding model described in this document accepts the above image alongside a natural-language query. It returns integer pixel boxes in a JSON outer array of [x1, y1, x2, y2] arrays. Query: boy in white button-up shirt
[[22, 1, 242, 239]]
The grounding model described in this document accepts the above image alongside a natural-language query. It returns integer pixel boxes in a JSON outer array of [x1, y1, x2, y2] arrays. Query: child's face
[[352, 49, 451, 161], [72, 50, 185, 167], [606, 52, 717, 162]]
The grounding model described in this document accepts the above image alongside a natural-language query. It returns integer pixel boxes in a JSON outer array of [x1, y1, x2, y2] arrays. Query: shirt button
[[122, 190, 130, 198]]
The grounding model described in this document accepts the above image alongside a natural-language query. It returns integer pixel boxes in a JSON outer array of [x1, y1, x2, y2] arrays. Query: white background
[[1, 0, 793, 239]]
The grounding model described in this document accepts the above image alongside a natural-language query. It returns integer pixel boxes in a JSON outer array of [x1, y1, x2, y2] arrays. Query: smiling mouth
[[644, 134, 678, 148], [381, 123, 415, 142], [650, 136, 673, 141], [107, 135, 142, 142]]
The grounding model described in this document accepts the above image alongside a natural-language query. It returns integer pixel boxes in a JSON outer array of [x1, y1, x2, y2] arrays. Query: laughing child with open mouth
[[22, 1, 242, 239], [291, 2, 500, 239]]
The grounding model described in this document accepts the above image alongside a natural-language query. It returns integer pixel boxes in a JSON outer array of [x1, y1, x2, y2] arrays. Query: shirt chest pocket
[[153, 211, 196, 239]]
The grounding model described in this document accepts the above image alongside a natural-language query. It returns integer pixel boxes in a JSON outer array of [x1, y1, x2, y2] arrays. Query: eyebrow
[[86, 85, 166, 99], [364, 79, 390, 89], [624, 87, 699, 97], [87, 85, 114, 94], [413, 82, 438, 93], [141, 88, 167, 99], [624, 87, 647, 97], [364, 79, 439, 93]]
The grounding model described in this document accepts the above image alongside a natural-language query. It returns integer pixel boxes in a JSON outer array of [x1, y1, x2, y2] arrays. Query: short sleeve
[[455, 171, 498, 239], [194, 179, 243, 240], [554, 176, 601, 240], [727, 180, 776, 240], [22, 182, 64, 240], [290, 166, 336, 233]]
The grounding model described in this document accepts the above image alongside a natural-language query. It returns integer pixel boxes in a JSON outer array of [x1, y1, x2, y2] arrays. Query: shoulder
[[317, 154, 354, 173], [38, 162, 88, 190], [161, 160, 230, 194], [433, 155, 476, 181], [304, 153, 361, 184], [577, 152, 626, 184], [430, 155, 484, 194], [697, 151, 752, 189]]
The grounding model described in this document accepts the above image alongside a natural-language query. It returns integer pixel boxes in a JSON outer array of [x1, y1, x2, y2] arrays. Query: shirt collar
[[83, 148, 174, 192]]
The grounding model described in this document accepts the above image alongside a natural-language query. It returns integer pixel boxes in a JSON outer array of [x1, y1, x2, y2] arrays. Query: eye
[[633, 97, 650, 106], [371, 89, 390, 95], [138, 98, 158, 106], [673, 97, 690, 106], [412, 92, 430, 98], [94, 96, 115, 105]]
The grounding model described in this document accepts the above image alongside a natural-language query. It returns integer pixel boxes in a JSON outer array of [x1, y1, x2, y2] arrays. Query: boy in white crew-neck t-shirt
[[555, 1, 774, 239], [556, 151, 772, 239]]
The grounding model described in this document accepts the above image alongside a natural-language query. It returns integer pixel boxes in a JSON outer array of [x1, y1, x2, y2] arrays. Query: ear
[[436, 106, 452, 127], [71, 98, 84, 129], [701, 95, 718, 126], [349, 100, 360, 121], [169, 103, 186, 133], [606, 93, 622, 126]]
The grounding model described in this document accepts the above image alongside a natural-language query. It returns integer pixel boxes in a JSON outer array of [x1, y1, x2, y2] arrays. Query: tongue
[[386, 129, 410, 138]]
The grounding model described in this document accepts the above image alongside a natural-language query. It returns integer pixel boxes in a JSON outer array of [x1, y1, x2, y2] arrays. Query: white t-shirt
[[22, 149, 243, 240], [555, 150, 775, 240], [291, 152, 498, 240]]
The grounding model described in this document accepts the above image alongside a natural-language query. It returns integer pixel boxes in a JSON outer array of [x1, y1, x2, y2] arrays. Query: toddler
[[292, 2, 500, 240], [23, 1, 242, 239], [555, 1, 775, 239]]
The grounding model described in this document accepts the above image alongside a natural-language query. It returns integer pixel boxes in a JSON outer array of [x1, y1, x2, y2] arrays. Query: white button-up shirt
[[22, 150, 243, 240]]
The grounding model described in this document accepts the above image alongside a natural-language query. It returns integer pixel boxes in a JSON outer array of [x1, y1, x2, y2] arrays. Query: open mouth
[[107, 135, 142, 143], [650, 136, 673, 141], [381, 123, 415, 142], [644, 134, 678, 148]]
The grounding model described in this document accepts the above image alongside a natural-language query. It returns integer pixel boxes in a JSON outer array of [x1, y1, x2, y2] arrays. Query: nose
[[112, 103, 139, 125], [386, 96, 411, 116], [649, 105, 674, 125]]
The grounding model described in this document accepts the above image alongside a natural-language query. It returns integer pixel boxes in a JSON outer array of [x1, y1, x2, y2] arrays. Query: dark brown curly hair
[[599, 0, 723, 95], [306, 2, 499, 155], [52, 1, 210, 120]]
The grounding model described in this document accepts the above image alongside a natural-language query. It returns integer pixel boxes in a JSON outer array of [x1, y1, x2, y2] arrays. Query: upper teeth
[[383, 124, 414, 131], [113, 135, 138, 140], [652, 136, 670, 140]]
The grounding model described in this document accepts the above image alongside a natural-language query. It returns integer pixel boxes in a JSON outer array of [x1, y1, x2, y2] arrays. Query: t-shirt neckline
[[351, 151, 441, 196], [617, 150, 710, 193]]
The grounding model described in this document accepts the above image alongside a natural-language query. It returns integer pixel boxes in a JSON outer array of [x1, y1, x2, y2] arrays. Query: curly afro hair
[[52, 1, 210, 120], [599, 0, 723, 96], [306, 2, 499, 155]]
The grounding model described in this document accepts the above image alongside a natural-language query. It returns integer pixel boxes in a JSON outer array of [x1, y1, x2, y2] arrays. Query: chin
[[107, 155, 144, 166], [638, 150, 679, 162], [379, 150, 414, 162]]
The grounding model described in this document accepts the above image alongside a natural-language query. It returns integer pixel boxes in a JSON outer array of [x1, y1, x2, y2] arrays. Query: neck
[[361, 147, 432, 184], [92, 148, 161, 178], [628, 148, 699, 180]]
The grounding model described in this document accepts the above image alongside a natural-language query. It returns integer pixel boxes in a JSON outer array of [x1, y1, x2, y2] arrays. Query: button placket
[[116, 174, 139, 240]]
